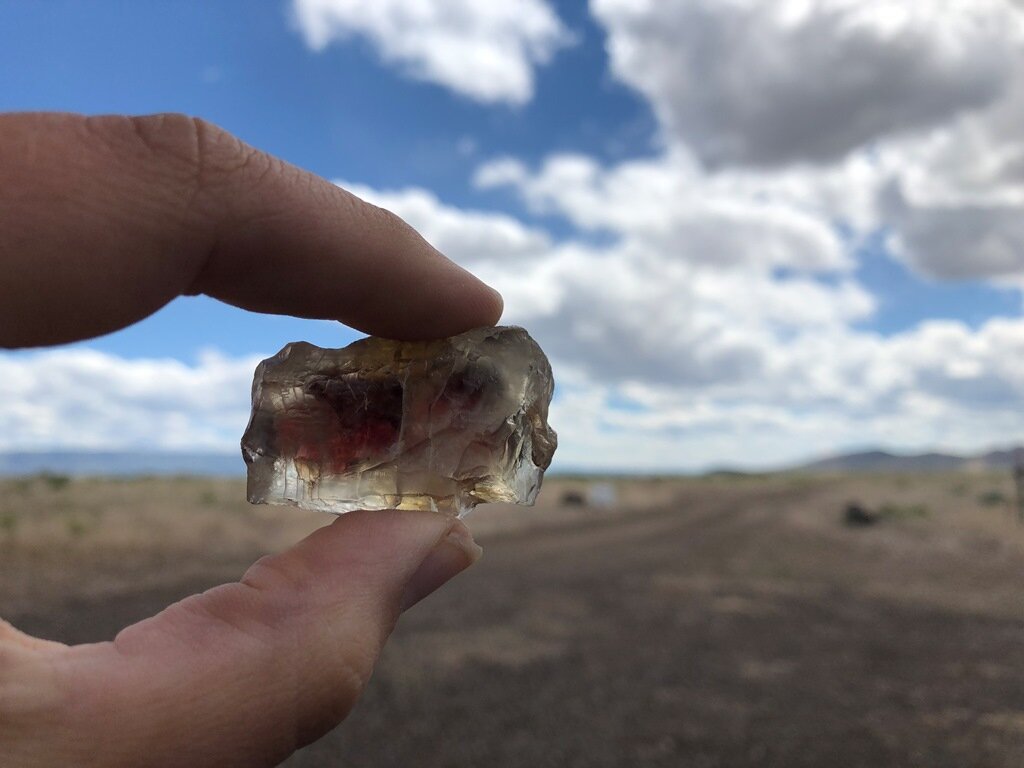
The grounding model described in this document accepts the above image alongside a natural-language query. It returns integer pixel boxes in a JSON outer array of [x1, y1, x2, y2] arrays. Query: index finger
[[0, 112, 503, 348]]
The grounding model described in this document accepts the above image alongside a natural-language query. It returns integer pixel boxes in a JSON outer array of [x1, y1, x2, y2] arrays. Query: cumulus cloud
[[548, 316, 1024, 470], [591, 0, 1021, 167], [481, 242, 874, 389], [884, 184, 1024, 280], [331, 161, 1024, 465], [331, 180, 954, 466], [340, 175, 873, 394], [339, 181, 552, 266], [873, 75, 1024, 280], [12, 2, 1024, 469], [7, 315, 1020, 470], [0, 349, 258, 452], [581, 0, 1024, 284], [457, 113, 1024, 464], [292, 0, 571, 104], [322, 0, 1024, 465], [7, 163, 1024, 467], [475, 152, 856, 272]]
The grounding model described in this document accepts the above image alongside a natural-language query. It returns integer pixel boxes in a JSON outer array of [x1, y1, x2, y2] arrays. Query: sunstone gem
[[241, 326, 557, 516]]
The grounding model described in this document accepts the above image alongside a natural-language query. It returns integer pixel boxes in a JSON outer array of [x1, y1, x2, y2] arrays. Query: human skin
[[0, 113, 502, 767]]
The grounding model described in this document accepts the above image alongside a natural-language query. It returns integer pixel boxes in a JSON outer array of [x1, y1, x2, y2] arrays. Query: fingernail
[[401, 520, 482, 611]]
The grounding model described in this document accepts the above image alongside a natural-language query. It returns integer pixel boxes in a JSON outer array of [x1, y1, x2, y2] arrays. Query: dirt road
[[6, 476, 1024, 767]]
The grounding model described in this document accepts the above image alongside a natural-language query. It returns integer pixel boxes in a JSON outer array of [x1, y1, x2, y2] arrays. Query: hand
[[0, 112, 499, 767]]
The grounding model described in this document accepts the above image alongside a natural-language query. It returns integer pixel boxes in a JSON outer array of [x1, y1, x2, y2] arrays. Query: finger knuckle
[[334, 643, 375, 698], [298, 649, 375, 744], [0, 642, 13, 678], [359, 200, 421, 247], [130, 113, 203, 160], [190, 116, 271, 181], [84, 112, 200, 169], [83, 113, 272, 202], [241, 553, 317, 597], [0, 645, 56, 724], [371, 203, 406, 232], [366, 201, 401, 228]]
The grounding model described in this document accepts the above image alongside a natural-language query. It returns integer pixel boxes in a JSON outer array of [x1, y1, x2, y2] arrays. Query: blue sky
[[0, 0, 654, 360], [3, 0, 1024, 470]]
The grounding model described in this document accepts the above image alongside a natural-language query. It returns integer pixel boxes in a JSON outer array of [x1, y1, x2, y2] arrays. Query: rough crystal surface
[[241, 326, 557, 516]]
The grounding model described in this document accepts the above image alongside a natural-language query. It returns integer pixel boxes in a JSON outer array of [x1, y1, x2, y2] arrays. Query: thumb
[[46, 510, 481, 768]]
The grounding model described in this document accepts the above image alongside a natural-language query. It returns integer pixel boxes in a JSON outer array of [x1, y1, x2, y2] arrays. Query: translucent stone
[[241, 326, 557, 516]]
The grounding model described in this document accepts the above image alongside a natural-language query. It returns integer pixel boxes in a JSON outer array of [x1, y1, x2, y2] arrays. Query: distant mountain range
[[795, 447, 1024, 474], [0, 447, 1021, 478], [0, 451, 244, 477]]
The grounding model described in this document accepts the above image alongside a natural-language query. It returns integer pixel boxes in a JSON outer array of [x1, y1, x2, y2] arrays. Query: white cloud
[[874, 74, 1024, 280], [885, 184, 1024, 280], [0, 350, 258, 452], [8, 313, 1024, 468], [482, 241, 874, 388], [549, 316, 1024, 470], [3, 289, 1024, 469], [13, 2, 1024, 470], [475, 151, 857, 272], [339, 181, 552, 266], [361, 132, 1024, 465], [591, 0, 1022, 167], [292, 0, 572, 104], [581, 0, 1024, 284], [343, 167, 879, 398], [330, 178, 1024, 466]]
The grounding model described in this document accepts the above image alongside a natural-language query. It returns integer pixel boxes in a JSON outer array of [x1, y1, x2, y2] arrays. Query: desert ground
[[1, 472, 1022, 767]]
